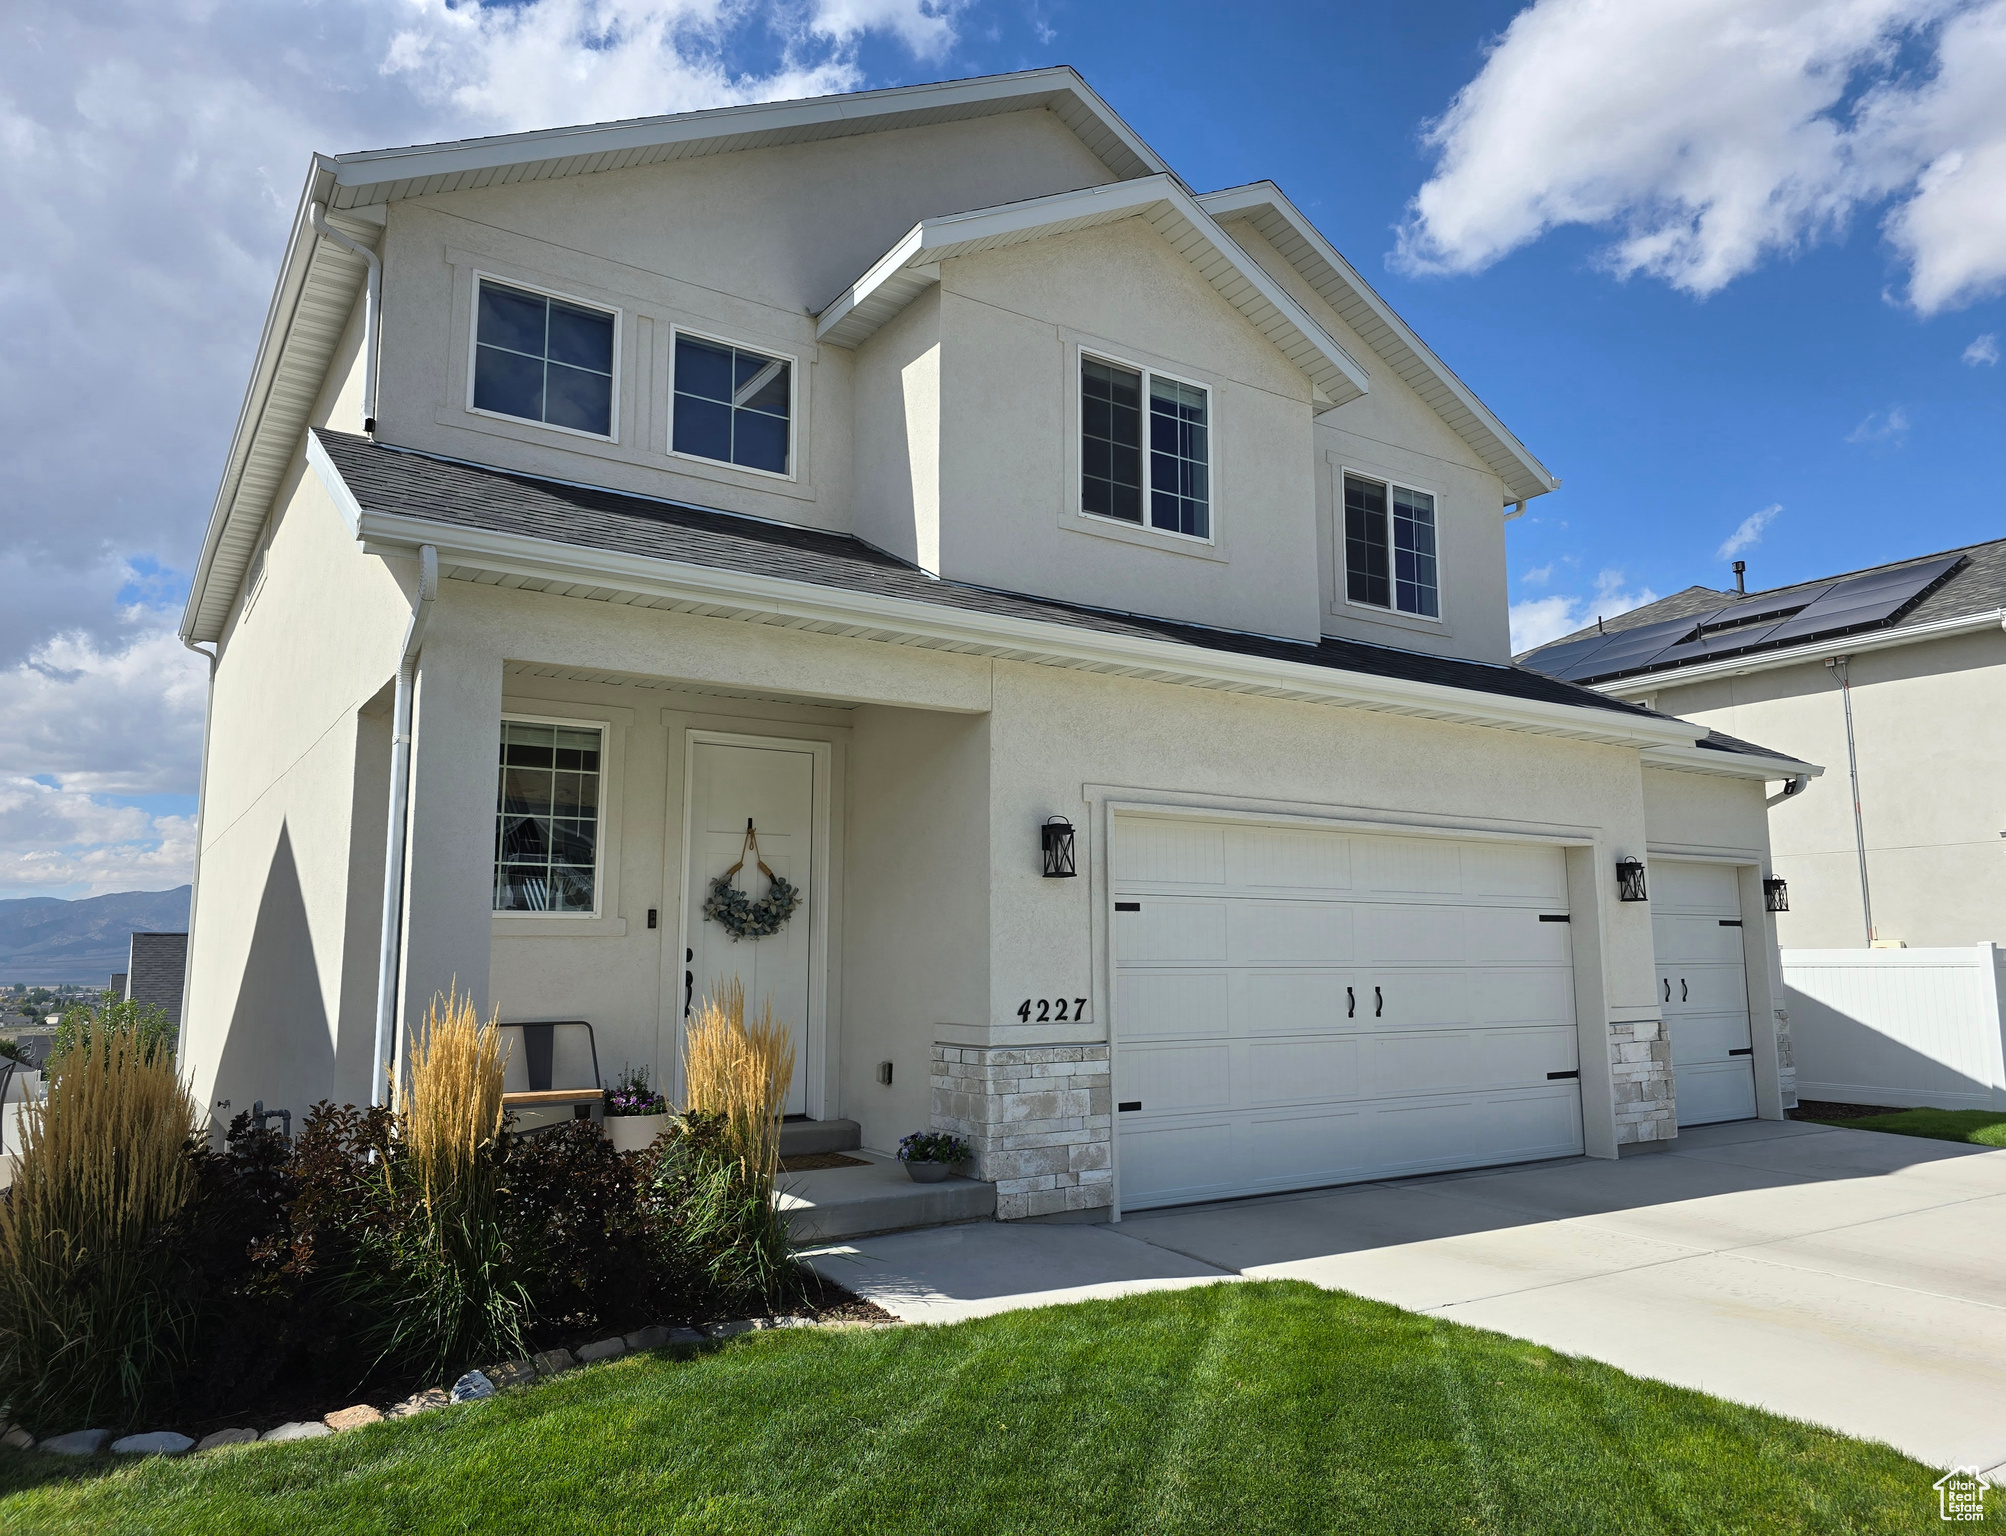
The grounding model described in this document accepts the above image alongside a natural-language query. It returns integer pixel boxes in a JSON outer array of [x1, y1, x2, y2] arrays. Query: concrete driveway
[[804, 1119, 2006, 1471]]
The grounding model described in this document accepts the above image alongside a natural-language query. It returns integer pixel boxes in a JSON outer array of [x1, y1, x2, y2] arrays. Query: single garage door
[[1652, 861, 1758, 1127], [1113, 813, 1585, 1211]]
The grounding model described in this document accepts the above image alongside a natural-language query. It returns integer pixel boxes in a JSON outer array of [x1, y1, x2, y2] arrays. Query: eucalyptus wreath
[[703, 869, 802, 941]]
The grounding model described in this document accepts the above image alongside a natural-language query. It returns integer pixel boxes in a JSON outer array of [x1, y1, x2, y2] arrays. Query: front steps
[[777, 1120, 994, 1241]]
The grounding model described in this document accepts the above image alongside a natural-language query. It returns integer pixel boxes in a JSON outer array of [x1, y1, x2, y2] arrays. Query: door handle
[[1680, 978, 1688, 1003], [1347, 986, 1355, 1018], [1374, 986, 1383, 1018], [685, 949, 694, 1018], [1663, 977, 1671, 1003]]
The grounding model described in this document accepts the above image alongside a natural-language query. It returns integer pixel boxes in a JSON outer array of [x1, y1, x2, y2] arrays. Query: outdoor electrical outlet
[[877, 1061, 894, 1086]]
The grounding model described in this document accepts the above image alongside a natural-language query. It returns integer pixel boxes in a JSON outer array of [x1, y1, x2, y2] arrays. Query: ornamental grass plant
[[661, 981, 798, 1309], [0, 1017, 201, 1433]]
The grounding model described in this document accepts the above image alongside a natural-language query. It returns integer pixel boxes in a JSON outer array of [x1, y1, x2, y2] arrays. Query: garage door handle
[[1347, 986, 1355, 1018], [1663, 977, 1671, 1003], [1680, 978, 1688, 1002], [1728, 1047, 1753, 1057], [1374, 986, 1383, 1017]]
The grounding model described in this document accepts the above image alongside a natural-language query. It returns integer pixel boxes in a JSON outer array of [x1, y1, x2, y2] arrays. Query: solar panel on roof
[[1761, 555, 1963, 647], [1516, 631, 1618, 679], [1540, 613, 1699, 681]]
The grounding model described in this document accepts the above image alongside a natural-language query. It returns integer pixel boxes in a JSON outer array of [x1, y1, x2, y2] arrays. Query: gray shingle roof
[[125, 932, 187, 1027], [315, 432, 1805, 767]]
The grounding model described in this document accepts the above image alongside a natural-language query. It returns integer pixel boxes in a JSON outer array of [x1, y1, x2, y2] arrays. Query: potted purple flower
[[603, 1065, 669, 1153], [897, 1130, 970, 1183]]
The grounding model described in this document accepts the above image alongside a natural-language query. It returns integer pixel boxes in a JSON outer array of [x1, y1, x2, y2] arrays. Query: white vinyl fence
[[1784, 945, 2006, 1111]]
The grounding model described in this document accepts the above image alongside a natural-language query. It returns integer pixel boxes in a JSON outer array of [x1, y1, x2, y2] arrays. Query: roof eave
[[1196, 181, 1557, 505], [1641, 742, 1824, 781]]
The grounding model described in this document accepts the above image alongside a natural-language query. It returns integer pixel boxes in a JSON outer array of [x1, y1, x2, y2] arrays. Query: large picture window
[[672, 333, 792, 475], [1344, 473, 1438, 619], [1081, 355, 1210, 540], [472, 279, 615, 437], [494, 720, 602, 913]]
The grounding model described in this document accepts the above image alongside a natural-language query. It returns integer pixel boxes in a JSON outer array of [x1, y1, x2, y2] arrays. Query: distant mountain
[[0, 887, 192, 987]]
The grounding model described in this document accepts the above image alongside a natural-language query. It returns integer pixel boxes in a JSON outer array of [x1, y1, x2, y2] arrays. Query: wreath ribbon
[[703, 818, 803, 941]]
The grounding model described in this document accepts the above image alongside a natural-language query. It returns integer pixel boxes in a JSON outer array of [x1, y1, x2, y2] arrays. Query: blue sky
[[4, 0, 2003, 897]]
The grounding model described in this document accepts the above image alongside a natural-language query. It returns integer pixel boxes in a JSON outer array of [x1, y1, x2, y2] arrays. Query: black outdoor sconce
[[1041, 816, 1078, 879], [1764, 877, 1790, 912], [1615, 856, 1648, 903]]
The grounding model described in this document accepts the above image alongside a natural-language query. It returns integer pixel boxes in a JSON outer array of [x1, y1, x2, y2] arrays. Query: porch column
[[395, 618, 503, 1083]]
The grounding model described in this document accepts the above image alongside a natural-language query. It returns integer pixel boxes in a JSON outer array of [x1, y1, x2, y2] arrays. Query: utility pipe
[[372, 546, 438, 1107], [308, 203, 381, 434], [178, 637, 219, 1089], [1826, 655, 1875, 945]]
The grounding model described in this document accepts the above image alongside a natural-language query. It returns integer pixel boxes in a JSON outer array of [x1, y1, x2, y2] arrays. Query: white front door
[[1653, 861, 1757, 1128], [683, 739, 816, 1116], [1113, 814, 1584, 1211]]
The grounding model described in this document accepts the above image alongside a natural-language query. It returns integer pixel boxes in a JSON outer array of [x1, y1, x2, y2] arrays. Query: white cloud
[[0, 0, 958, 897], [1395, 0, 2006, 315], [1966, 332, 2001, 365], [1511, 570, 1661, 654], [1847, 404, 1911, 442], [1520, 562, 1555, 586], [1717, 503, 1783, 560]]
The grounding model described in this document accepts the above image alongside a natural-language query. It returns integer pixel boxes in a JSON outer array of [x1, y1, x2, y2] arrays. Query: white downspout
[[178, 638, 219, 1085], [309, 204, 381, 435], [372, 546, 437, 1106], [1826, 654, 1874, 945]]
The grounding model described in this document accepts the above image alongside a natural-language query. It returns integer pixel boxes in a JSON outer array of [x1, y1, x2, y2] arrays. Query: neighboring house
[[1518, 541, 2006, 951], [124, 932, 189, 1028], [177, 68, 1815, 1221]]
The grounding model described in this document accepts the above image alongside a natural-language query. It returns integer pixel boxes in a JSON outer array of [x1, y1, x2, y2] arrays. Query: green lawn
[[1804, 1107, 2006, 1147], [0, 1281, 1953, 1534]]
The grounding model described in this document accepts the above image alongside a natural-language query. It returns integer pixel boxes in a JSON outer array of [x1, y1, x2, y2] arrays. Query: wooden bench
[[499, 1020, 603, 1128]]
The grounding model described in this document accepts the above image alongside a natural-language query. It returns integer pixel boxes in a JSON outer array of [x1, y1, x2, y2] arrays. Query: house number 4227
[[1017, 997, 1087, 1023]]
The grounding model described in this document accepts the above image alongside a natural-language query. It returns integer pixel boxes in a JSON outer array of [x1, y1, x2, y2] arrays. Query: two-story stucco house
[[177, 68, 1817, 1223]]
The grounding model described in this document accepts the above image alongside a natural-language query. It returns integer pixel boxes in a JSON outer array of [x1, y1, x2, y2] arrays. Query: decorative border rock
[[39, 1429, 109, 1456], [574, 1336, 626, 1364], [112, 1431, 194, 1457], [386, 1388, 449, 1420], [450, 1370, 496, 1403], [261, 1422, 331, 1443], [483, 1360, 537, 1390], [530, 1348, 576, 1377], [623, 1325, 673, 1351], [195, 1428, 259, 1451], [324, 1405, 382, 1432], [3, 1427, 34, 1451]]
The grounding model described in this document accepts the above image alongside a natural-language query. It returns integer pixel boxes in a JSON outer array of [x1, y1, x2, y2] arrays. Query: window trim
[[1338, 466, 1445, 625], [1078, 348, 1216, 547], [667, 324, 801, 484], [493, 711, 611, 922], [465, 272, 623, 444]]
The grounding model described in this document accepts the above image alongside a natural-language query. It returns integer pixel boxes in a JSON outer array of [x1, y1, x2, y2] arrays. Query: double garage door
[[1113, 814, 1585, 1211]]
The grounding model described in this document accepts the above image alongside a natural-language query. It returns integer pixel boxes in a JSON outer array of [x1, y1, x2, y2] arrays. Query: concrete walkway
[[804, 1120, 2006, 1471]]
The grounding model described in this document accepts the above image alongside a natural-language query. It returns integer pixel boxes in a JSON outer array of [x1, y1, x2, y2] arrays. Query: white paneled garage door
[[1652, 861, 1758, 1128], [1113, 814, 1585, 1211]]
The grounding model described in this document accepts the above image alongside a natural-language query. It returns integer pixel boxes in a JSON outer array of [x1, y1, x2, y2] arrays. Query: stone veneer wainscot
[[1610, 1019, 1676, 1145], [931, 1043, 1112, 1219]]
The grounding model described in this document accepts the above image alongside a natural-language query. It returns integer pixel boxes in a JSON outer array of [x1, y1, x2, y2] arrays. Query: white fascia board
[[1596, 608, 2006, 696], [1197, 182, 1557, 505], [815, 176, 1371, 406], [305, 431, 366, 537], [340, 501, 1697, 752], [325, 68, 1168, 203], [1640, 742, 1824, 782]]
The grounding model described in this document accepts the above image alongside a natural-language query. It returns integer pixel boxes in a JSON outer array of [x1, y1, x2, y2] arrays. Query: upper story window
[[1344, 473, 1438, 619], [473, 279, 616, 438], [673, 333, 792, 476], [495, 719, 602, 914], [1082, 356, 1210, 540]]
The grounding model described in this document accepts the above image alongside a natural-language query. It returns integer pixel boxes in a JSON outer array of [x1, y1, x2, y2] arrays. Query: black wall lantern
[[1615, 856, 1648, 903], [1041, 816, 1078, 879], [1764, 877, 1790, 912]]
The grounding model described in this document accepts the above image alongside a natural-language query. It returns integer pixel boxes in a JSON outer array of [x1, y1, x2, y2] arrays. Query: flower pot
[[606, 1112, 670, 1154], [903, 1160, 954, 1183]]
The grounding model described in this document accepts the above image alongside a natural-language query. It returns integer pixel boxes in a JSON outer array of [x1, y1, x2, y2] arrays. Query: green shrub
[[649, 1112, 800, 1314], [50, 991, 176, 1063]]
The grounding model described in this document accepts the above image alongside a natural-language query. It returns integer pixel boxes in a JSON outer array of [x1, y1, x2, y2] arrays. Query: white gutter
[[372, 545, 437, 1107], [1595, 607, 2006, 696], [309, 204, 380, 432], [177, 638, 220, 1086], [332, 500, 1702, 753], [1639, 741, 1823, 784]]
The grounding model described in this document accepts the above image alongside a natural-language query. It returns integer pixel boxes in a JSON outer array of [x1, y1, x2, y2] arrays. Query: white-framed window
[[671, 329, 795, 478], [1344, 471, 1439, 619], [494, 717, 604, 914], [469, 276, 618, 439], [1081, 353, 1211, 540]]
